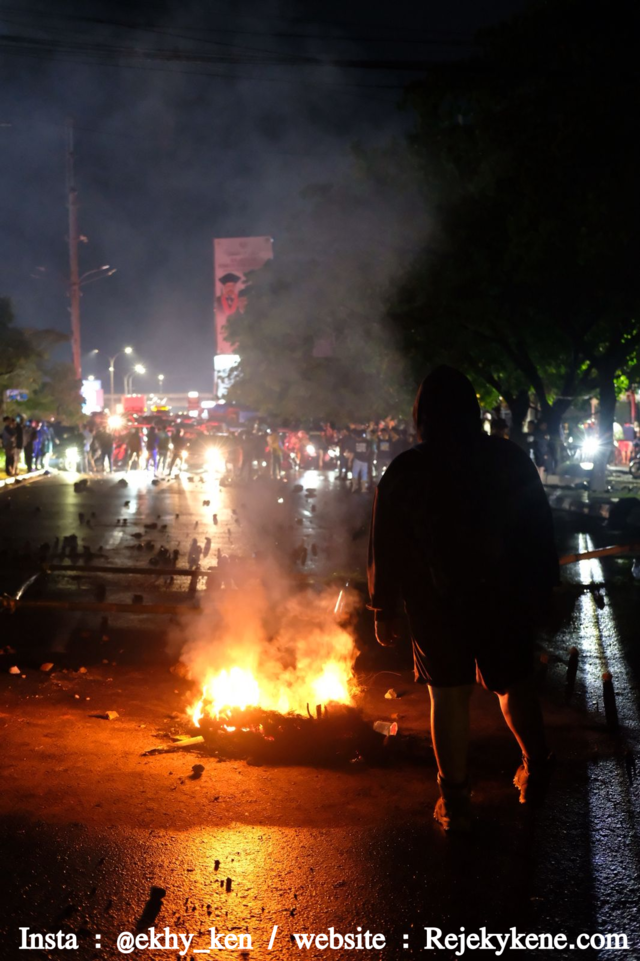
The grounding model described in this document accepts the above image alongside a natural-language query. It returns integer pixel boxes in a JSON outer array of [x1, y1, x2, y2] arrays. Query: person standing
[[351, 430, 372, 492], [375, 427, 393, 477], [157, 426, 170, 474], [168, 426, 185, 474], [96, 425, 114, 472], [127, 427, 142, 470], [14, 416, 24, 473], [23, 421, 37, 472], [81, 424, 95, 473], [146, 424, 159, 473], [267, 430, 283, 479], [368, 366, 558, 832], [36, 421, 53, 469], [2, 417, 17, 476]]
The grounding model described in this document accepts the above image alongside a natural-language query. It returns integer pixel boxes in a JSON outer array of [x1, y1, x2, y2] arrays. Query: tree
[[398, 0, 640, 485], [0, 297, 82, 422]]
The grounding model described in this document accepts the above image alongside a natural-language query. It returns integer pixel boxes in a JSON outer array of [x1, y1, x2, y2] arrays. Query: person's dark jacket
[[368, 368, 558, 642]]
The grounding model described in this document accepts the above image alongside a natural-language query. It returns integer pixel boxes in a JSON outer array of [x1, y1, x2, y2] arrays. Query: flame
[[184, 590, 357, 728], [311, 662, 350, 705], [192, 667, 260, 726], [189, 659, 354, 727]]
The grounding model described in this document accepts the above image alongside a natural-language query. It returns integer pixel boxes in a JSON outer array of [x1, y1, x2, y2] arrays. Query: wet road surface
[[1, 470, 640, 959]]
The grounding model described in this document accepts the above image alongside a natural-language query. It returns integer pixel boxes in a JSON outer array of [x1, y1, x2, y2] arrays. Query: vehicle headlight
[[581, 437, 600, 457], [108, 415, 123, 430], [306, 444, 316, 457], [206, 448, 226, 473], [65, 446, 79, 461]]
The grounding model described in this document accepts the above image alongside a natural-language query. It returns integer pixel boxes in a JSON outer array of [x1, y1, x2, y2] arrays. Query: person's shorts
[[406, 604, 536, 694], [352, 458, 369, 481]]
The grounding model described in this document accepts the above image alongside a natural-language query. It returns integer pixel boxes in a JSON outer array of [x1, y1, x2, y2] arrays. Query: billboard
[[214, 236, 273, 355], [81, 378, 104, 414]]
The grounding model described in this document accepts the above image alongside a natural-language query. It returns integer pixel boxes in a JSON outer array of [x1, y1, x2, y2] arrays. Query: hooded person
[[367, 366, 558, 832]]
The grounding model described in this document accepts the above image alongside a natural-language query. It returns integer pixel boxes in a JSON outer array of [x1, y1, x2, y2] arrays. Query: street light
[[158, 373, 165, 390], [107, 346, 133, 399], [125, 364, 146, 394]]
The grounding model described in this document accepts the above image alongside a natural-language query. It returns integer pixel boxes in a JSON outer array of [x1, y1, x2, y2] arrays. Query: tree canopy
[[396, 0, 640, 477], [0, 297, 82, 422]]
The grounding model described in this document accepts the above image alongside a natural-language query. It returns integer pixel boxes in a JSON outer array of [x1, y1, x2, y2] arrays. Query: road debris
[[142, 736, 205, 756], [90, 711, 120, 721]]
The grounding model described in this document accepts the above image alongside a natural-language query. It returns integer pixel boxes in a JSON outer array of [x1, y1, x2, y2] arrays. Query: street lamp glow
[[108, 347, 136, 400], [134, 364, 146, 374]]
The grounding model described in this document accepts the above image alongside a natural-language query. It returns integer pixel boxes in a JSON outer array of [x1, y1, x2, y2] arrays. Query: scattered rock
[[9, 665, 21, 674], [384, 688, 398, 699], [40, 662, 54, 672], [90, 711, 119, 721]]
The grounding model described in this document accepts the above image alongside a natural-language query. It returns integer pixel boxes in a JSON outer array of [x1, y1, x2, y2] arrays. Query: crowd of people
[[1, 416, 54, 476], [79, 422, 182, 475], [227, 422, 416, 490], [72, 417, 416, 490]]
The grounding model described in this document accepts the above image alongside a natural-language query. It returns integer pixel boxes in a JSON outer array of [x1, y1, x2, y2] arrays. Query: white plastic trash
[[373, 720, 398, 736]]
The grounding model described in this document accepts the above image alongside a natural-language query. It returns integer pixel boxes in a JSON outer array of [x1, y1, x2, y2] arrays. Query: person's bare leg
[[497, 678, 548, 760], [429, 684, 474, 784]]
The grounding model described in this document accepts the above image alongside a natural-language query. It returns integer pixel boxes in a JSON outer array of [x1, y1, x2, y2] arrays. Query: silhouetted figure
[[368, 366, 559, 831]]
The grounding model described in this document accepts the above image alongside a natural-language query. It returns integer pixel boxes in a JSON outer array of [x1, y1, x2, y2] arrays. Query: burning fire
[[190, 659, 353, 727], [183, 584, 358, 729]]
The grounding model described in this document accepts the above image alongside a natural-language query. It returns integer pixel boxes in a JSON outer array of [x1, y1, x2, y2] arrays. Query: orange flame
[[189, 659, 354, 727]]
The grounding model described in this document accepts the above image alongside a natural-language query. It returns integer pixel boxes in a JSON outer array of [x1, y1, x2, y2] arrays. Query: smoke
[[0, 0, 427, 390], [175, 561, 361, 718]]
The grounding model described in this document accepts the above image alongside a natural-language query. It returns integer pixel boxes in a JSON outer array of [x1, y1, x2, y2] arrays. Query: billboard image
[[213, 236, 273, 354]]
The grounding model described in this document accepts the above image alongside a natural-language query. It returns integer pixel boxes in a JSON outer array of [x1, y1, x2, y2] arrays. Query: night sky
[[0, 0, 527, 393]]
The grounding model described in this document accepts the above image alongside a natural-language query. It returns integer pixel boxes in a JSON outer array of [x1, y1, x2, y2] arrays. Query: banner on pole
[[213, 236, 273, 354]]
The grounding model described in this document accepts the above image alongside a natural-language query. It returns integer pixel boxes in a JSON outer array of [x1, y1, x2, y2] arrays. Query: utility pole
[[66, 117, 82, 381]]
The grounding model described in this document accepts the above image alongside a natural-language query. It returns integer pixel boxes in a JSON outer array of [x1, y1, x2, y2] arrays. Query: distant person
[[81, 424, 95, 473], [376, 428, 393, 475], [14, 416, 24, 471], [146, 424, 159, 473], [368, 366, 558, 832], [351, 430, 371, 493], [96, 426, 114, 472], [267, 431, 283, 479], [168, 426, 185, 474], [126, 427, 142, 470], [338, 428, 354, 479], [35, 422, 53, 469], [23, 421, 37, 472], [157, 427, 170, 474], [2, 416, 17, 476]]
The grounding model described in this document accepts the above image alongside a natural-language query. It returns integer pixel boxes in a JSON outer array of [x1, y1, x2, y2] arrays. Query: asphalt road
[[1, 469, 640, 960]]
